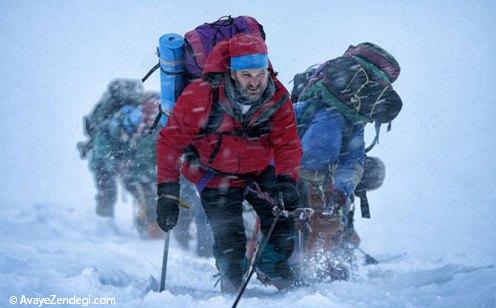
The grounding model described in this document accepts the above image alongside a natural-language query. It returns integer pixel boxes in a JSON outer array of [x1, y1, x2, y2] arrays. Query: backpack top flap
[[344, 42, 400, 83], [184, 16, 265, 78]]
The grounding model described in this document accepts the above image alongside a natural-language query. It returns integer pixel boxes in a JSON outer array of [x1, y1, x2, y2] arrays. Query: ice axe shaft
[[232, 192, 285, 308], [159, 231, 171, 292], [232, 210, 280, 308]]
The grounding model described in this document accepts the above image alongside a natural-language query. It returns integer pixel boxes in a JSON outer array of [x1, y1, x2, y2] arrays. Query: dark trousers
[[93, 169, 118, 217], [199, 166, 295, 286]]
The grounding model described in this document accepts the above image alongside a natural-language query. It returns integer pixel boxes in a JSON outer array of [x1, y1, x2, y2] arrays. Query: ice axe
[[231, 193, 314, 308], [232, 196, 284, 308], [145, 231, 171, 294], [141, 230, 170, 295], [159, 231, 171, 292], [149, 197, 190, 293], [158, 197, 190, 292]]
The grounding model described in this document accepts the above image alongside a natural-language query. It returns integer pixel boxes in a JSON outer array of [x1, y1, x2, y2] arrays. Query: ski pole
[[159, 231, 171, 292]]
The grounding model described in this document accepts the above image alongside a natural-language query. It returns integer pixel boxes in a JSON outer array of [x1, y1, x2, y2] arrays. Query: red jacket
[[156, 39, 302, 188]]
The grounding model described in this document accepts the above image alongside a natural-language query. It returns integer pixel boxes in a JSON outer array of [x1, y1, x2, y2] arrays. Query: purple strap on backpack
[[184, 16, 265, 78], [196, 169, 215, 193]]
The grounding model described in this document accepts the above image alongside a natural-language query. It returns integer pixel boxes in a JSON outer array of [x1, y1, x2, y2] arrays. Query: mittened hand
[[156, 182, 180, 232], [276, 175, 302, 212]]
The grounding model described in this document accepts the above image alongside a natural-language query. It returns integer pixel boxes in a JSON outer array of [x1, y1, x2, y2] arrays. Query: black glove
[[156, 182, 180, 232], [276, 175, 302, 212]]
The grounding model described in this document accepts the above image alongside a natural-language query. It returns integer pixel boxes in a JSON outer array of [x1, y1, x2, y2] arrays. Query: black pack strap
[[141, 62, 160, 83], [198, 86, 223, 136], [185, 145, 250, 180], [212, 15, 234, 45], [204, 123, 269, 164], [355, 190, 370, 218], [365, 121, 381, 153], [148, 104, 164, 134], [159, 66, 184, 76], [194, 86, 223, 163], [213, 85, 219, 101], [213, 15, 233, 27], [251, 93, 289, 127], [207, 134, 223, 164]]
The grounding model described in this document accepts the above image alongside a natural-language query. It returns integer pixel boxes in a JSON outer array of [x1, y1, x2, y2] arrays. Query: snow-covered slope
[[1, 1, 495, 307], [2, 202, 495, 307]]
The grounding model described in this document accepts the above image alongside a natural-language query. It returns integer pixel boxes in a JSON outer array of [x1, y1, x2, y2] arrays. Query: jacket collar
[[222, 74, 276, 125]]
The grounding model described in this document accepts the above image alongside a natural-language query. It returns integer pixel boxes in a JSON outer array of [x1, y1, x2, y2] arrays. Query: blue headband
[[230, 53, 269, 71]]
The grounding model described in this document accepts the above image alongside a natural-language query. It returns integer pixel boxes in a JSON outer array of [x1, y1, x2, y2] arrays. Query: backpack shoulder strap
[[355, 190, 371, 218], [365, 121, 381, 153], [197, 85, 225, 136], [365, 120, 393, 153]]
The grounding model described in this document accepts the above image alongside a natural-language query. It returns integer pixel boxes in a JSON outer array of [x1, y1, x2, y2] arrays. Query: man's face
[[230, 68, 269, 102]]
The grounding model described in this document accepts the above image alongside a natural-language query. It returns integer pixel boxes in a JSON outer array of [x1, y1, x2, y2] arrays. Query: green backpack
[[292, 42, 403, 152]]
